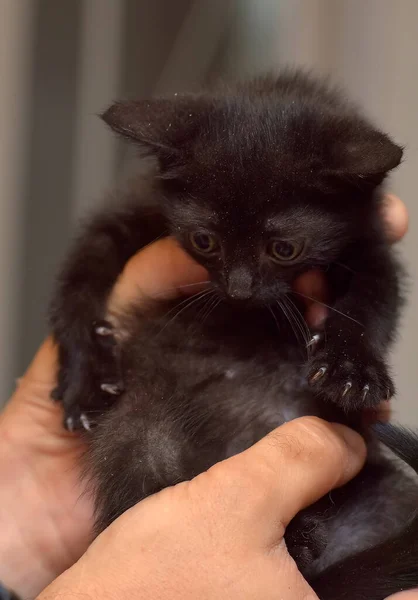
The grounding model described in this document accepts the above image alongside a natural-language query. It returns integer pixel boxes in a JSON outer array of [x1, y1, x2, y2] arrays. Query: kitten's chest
[[121, 302, 335, 435]]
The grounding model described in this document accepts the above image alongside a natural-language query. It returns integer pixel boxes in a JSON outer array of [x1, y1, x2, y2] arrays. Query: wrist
[[0, 426, 88, 598], [0, 435, 57, 597]]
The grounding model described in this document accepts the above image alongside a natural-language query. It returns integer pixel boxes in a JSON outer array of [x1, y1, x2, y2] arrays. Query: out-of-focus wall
[[0, 0, 34, 403]]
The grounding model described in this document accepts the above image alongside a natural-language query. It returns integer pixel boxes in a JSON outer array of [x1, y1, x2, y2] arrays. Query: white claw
[[80, 413, 91, 431], [342, 381, 353, 397], [101, 383, 120, 395], [307, 333, 321, 348], [95, 325, 112, 336], [66, 417, 74, 432]]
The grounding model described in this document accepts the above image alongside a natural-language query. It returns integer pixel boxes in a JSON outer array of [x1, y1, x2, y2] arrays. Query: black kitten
[[50, 71, 418, 599]]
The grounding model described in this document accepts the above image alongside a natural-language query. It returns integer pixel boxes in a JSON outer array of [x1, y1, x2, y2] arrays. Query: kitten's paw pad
[[307, 349, 394, 410]]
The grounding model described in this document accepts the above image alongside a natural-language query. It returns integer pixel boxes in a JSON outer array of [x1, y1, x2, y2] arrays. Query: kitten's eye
[[190, 232, 218, 253], [267, 239, 304, 263]]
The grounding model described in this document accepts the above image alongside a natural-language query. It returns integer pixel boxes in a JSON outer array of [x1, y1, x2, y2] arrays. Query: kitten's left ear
[[329, 126, 403, 187], [100, 95, 210, 171]]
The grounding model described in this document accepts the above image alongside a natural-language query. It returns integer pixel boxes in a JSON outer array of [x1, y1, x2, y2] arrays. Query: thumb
[[212, 416, 366, 542]]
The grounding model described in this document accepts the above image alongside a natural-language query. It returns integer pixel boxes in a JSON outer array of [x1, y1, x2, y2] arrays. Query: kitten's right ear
[[100, 96, 210, 169]]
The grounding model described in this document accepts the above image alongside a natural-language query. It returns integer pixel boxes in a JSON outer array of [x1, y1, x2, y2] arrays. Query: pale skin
[[0, 195, 413, 599]]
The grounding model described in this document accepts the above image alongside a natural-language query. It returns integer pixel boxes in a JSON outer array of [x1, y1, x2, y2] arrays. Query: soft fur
[[50, 71, 418, 599]]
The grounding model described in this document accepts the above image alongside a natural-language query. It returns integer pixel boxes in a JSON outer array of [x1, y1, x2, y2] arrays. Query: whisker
[[201, 296, 222, 327], [159, 288, 211, 321], [277, 299, 300, 346], [195, 289, 217, 323], [177, 280, 211, 289], [152, 280, 211, 299], [291, 290, 364, 327], [157, 289, 214, 336], [284, 295, 311, 347], [267, 305, 281, 335], [334, 261, 356, 274]]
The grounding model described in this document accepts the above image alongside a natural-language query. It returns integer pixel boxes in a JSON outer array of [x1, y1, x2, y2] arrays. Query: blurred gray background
[[1, 0, 417, 422]]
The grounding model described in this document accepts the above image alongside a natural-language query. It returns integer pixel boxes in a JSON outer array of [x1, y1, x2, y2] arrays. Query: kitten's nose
[[226, 266, 253, 300]]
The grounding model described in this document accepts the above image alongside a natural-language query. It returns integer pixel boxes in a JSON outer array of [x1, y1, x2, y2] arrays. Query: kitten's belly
[[89, 313, 418, 574]]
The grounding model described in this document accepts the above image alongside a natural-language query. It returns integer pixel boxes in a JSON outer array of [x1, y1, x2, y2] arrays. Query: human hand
[[0, 241, 207, 598], [39, 417, 366, 600]]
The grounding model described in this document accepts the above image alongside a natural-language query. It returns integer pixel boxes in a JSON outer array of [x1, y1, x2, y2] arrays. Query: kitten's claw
[[101, 382, 122, 395], [310, 366, 327, 384], [65, 416, 75, 432], [307, 333, 322, 349], [362, 384, 370, 402], [80, 413, 92, 431], [94, 320, 113, 337], [342, 381, 352, 398], [64, 412, 92, 432]]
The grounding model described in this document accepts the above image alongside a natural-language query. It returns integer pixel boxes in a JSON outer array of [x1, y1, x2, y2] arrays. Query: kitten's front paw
[[53, 320, 124, 431], [307, 341, 393, 410]]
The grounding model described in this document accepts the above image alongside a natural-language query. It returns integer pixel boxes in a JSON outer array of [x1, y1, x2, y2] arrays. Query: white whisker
[[291, 290, 364, 327], [157, 289, 214, 336]]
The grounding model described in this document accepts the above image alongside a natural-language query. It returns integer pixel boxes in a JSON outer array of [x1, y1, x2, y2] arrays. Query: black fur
[[50, 71, 418, 598]]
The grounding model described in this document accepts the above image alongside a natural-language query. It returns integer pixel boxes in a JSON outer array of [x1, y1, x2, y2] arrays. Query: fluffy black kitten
[[50, 72, 418, 599]]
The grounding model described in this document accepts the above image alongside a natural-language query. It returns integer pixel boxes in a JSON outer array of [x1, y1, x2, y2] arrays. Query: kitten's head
[[102, 73, 402, 305]]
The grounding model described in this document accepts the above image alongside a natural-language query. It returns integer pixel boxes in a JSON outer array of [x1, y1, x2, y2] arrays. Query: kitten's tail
[[311, 422, 418, 600], [373, 421, 418, 472]]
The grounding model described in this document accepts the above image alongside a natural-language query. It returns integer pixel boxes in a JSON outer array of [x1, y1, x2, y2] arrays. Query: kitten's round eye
[[190, 232, 218, 253], [267, 239, 303, 263]]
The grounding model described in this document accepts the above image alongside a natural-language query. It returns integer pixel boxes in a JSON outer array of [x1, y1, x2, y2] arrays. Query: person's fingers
[[2, 337, 71, 437], [211, 416, 366, 541], [2, 337, 61, 425], [108, 237, 208, 315], [20, 336, 58, 387], [383, 194, 409, 243]]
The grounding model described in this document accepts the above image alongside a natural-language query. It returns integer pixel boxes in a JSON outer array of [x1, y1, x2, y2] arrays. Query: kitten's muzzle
[[225, 266, 254, 301]]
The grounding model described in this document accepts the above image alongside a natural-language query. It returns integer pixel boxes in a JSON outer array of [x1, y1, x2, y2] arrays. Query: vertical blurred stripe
[[14, 0, 82, 385], [0, 0, 34, 403], [71, 0, 125, 221]]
